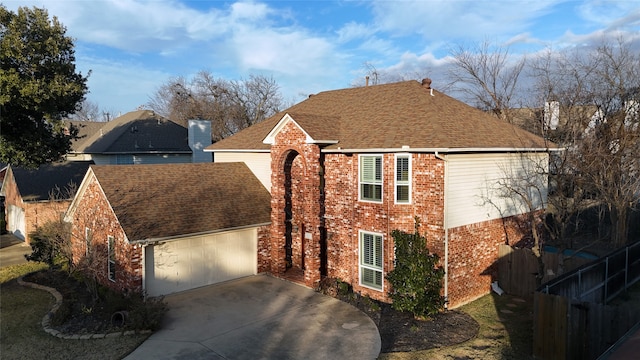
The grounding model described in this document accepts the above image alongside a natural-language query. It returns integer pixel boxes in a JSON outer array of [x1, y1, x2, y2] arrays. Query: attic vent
[[130, 125, 138, 133]]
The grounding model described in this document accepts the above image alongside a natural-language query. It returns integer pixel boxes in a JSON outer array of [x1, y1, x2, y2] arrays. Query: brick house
[[0, 161, 93, 243], [208, 79, 552, 308], [64, 162, 271, 296]]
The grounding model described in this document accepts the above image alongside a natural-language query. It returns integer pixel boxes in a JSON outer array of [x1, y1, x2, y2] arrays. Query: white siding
[[90, 154, 192, 165], [145, 228, 258, 296], [446, 153, 549, 229], [213, 152, 272, 192]]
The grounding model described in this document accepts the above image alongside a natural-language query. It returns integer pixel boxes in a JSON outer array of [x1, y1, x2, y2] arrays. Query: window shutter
[[396, 157, 409, 181]]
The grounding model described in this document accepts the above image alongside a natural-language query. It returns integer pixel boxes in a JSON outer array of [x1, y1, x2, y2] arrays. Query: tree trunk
[[611, 206, 629, 247]]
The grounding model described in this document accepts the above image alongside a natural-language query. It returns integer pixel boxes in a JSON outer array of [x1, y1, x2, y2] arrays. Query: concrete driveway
[[125, 275, 381, 360], [0, 233, 29, 267]]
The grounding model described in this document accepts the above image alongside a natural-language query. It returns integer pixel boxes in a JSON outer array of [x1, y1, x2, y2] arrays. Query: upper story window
[[359, 155, 383, 202], [395, 154, 411, 204]]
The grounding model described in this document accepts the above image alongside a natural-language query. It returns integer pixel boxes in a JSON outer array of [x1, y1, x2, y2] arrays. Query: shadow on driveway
[[125, 275, 381, 360]]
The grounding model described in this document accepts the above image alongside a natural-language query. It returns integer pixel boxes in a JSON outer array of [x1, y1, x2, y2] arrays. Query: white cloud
[[336, 22, 372, 43], [369, 0, 562, 40], [76, 55, 171, 114]]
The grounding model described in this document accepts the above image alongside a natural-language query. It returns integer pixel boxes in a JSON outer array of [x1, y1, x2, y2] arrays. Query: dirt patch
[[318, 278, 479, 353]]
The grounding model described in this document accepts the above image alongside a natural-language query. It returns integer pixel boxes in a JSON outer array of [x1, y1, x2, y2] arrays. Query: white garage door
[[144, 228, 257, 296], [7, 205, 26, 241]]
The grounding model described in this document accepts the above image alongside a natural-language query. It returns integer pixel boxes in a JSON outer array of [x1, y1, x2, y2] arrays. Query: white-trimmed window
[[359, 231, 383, 290], [359, 155, 383, 202], [395, 154, 411, 203], [108, 236, 116, 282]]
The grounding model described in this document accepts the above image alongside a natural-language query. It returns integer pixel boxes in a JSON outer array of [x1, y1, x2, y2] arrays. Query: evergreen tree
[[0, 5, 88, 167]]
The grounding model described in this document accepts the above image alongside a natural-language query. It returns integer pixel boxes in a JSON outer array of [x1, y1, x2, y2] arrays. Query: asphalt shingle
[[208, 80, 550, 152], [90, 162, 271, 241]]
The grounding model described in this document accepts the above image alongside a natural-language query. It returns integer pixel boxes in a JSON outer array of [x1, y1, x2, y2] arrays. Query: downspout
[[435, 151, 449, 308], [140, 243, 147, 298]]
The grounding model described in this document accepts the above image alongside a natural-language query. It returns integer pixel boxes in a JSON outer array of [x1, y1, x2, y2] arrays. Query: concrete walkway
[[125, 275, 381, 360]]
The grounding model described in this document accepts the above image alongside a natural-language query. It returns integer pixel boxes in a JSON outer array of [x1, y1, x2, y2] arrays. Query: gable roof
[[85, 162, 271, 242], [209, 80, 551, 153], [5, 161, 94, 202], [72, 110, 191, 154]]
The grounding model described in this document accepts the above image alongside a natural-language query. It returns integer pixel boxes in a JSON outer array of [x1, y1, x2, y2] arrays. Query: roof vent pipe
[[366, 76, 369, 87]]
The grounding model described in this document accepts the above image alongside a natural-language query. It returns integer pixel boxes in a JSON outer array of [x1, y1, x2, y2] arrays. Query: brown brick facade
[[69, 175, 142, 294], [266, 119, 536, 308], [2, 169, 70, 245], [446, 214, 531, 308]]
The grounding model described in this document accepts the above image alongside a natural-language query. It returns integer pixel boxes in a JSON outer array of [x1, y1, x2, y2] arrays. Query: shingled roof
[[208, 80, 550, 152], [87, 162, 271, 242], [73, 110, 191, 154], [6, 161, 94, 202]]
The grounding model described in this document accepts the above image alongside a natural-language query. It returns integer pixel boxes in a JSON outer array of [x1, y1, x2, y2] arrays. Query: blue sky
[[5, 0, 640, 116]]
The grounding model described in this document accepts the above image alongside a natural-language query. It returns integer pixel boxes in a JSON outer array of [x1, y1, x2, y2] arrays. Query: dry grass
[[0, 263, 149, 360], [378, 292, 534, 360]]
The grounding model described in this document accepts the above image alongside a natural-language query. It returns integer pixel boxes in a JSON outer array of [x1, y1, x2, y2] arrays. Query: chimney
[[421, 78, 432, 89], [188, 119, 213, 163], [544, 101, 560, 130]]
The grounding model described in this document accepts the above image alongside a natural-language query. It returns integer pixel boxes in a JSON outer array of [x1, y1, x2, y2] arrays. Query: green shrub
[[25, 220, 72, 270], [386, 218, 446, 318]]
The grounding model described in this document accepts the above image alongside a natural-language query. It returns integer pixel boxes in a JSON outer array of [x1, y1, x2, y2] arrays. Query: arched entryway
[[283, 150, 306, 279], [270, 143, 326, 287]]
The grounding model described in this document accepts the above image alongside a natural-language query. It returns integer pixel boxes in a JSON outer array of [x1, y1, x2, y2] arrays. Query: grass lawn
[[379, 292, 534, 360], [0, 263, 149, 360]]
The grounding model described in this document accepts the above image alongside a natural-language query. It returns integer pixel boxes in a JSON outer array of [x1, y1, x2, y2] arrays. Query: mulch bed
[[318, 278, 479, 353], [22, 270, 124, 335]]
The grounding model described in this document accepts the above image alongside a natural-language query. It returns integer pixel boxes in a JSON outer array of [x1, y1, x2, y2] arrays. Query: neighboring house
[[207, 79, 553, 308], [509, 101, 599, 135], [64, 162, 271, 296], [65, 110, 212, 164], [0, 161, 93, 243]]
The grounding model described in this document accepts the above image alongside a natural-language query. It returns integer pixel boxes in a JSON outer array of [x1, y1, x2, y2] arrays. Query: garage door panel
[[146, 229, 257, 296]]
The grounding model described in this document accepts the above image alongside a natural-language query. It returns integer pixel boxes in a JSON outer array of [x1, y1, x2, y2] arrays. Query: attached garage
[[145, 228, 258, 296], [7, 204, 25, 240], [65, 162, 272, 297]]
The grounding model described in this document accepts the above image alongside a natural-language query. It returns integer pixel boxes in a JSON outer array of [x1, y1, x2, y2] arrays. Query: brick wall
[[446, 213, 533, 308], [70, 174, 142, 294], [322, 152, 446, 302], [265, 119, 539, 308], [2, 169, 70, 244]]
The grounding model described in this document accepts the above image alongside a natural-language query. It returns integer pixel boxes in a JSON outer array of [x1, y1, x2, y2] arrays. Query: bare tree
[[68, 99, 116, 122], [147, 72, 283, 141], [530, 38, 640, 247], [448, 40, 526, 122]]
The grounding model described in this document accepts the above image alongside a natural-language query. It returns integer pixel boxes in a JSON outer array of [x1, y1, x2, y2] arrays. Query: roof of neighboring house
[[87, 162, 271, 242], [64, 120, 105, 152], [5, 161, 94, 202], [509, 105, 599, 135], [70, 110, 191, 154], [208, 80, 551, 152]]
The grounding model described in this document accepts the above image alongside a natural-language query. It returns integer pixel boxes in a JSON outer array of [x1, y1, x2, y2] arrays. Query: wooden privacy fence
[[533, 241, 640, 359], [498, 245, 592, 298]]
